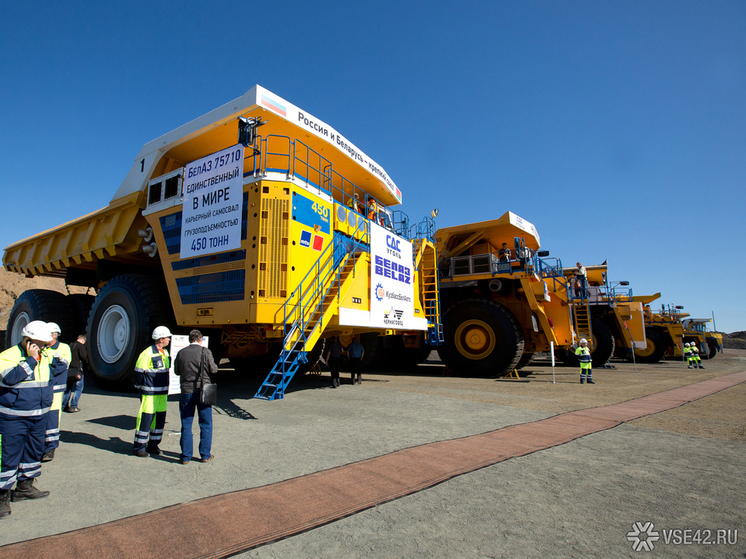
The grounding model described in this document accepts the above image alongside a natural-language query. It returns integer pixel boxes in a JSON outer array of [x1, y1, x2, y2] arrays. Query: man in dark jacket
[[63, 334, 87, 413], [174, 329, 218, 464]]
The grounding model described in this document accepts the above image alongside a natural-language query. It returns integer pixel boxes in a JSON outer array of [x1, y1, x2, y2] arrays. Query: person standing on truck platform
[[174, 329, 218, 464], [132, 326, 171, 458], [574, 262, 587, 298], [575, 338, 594, 384], [42, 322, 71, 462], [63, 334, 87, 413], [0, 321, 55, 519], [498, 243, 512, 262], [324, 337, 344, 388], [347, 336, 365, 385]]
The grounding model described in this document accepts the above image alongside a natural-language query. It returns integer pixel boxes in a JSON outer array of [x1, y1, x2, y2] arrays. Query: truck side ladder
[[254, 225, 369, 400], [413, 238, 443, 345]]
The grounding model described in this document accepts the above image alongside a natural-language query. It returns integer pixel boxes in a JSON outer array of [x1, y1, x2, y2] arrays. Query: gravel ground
[[1, 349, 744, 558]]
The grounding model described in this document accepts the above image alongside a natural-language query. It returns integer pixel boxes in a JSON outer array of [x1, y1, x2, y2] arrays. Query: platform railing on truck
[[243, 134, 413, 241]]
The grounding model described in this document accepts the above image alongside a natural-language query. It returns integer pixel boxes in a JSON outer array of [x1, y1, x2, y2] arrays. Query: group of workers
[[684, 342, 705, 369], [0, 321, 219, 519]]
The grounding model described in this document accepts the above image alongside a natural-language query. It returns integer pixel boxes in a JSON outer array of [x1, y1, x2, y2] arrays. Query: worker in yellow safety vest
[[690, 342, 703, 369], [575, 338, 594, 384], [42, 322, 71, 462], [132, 326, 171, 458]]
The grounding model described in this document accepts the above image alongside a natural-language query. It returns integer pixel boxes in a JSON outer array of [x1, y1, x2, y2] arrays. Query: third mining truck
[[559, 264, 647, 365], [4, 85, 442, 399]]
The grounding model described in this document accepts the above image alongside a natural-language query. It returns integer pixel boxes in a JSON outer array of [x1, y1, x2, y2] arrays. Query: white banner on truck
[[369, 222, 416, 329], [180, 144, 244, 259]]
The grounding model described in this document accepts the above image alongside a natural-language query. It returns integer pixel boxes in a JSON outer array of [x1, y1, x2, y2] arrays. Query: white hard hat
[[580, 338, 588, 344], [152, 326, 172, 340], [48, 322, 61, 335], [22, 320, 53, 343], [684, 342, 690, 347]]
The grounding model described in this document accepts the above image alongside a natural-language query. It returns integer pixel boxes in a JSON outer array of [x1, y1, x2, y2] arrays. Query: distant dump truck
[[4, 85, 442, 399], [636, 302, 722, 363], [434, 212, 582, 376]]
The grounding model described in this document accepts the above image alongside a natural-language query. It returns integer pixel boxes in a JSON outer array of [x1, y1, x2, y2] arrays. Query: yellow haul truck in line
[[434, 213, 583, 376], [559, 265, 647, 366], [3, 86, 442, 399], [635, 302, 722, 363]]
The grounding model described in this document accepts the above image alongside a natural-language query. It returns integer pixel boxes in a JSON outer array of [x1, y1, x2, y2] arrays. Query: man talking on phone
[[0, 321, 55, 518]]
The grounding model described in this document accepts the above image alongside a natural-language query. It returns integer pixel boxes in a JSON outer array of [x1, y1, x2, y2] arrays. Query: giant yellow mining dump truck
[[560, 264, 647, 365], [3, 86, 441, 399], [434, 212, 580, 376]]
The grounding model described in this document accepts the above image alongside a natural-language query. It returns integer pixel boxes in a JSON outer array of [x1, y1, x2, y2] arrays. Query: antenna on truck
[[238, 116, 266, 154]]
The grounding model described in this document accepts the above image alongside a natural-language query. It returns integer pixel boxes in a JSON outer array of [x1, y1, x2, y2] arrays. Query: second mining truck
[[434, 212, 584, 376], [3, 86, 442, 399]]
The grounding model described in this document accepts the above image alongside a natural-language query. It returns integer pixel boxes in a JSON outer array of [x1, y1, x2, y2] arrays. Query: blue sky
[[2, 1, 744, 332]]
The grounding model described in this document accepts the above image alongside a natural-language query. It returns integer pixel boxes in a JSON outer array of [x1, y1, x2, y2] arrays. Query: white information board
[[180, 144, 245, 259], [369, 222, 416, 329], [168, 335, 209, 395]]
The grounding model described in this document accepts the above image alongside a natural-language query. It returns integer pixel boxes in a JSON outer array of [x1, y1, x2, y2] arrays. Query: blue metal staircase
[[254, 225, 369, 400]]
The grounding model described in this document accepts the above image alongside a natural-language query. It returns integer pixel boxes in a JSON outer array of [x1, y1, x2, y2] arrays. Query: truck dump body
[[4, 86, 440, 398]]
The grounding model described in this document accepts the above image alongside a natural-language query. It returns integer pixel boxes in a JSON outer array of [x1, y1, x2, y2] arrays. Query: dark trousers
[[350, 357, 362, 383], [0, 415, 46, 489], [329, 357, 341, 386]]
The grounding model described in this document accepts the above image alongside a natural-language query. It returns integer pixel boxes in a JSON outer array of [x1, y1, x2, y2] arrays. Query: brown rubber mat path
[[4, 371, 745, 559]]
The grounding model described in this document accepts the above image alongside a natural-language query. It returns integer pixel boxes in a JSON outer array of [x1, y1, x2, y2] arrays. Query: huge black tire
[[359, 332, 383, 370], [591, 320, 615, 367], [706, 338, 719, 360], [6, 289, 75, 347], [437, 299, 524, 377], [87, 275, 173, 389], [67, 293, 96, 340], [634, 327, 666, 363]]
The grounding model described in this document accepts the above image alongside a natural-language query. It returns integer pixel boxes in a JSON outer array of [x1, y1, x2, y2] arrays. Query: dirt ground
[[0, 348, 743, 558]]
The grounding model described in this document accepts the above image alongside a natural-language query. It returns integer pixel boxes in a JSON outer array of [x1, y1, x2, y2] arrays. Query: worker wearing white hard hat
[[132, 326, 172, 458], [41, 323, 72, 463], [0, 320, 55, 517], [575, 338, 594, 384]]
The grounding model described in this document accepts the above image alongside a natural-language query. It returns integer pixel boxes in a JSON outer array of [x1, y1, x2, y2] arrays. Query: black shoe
[[41, 449, 55, 462], [133, 449, 149, 458], [63, 406, 71, 413], [580, 379, 585, 384], [587, 379, 595, 384], [146, 446, 162, 456], [11, 479, 50, 501], [69, 407, 80, 413]]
